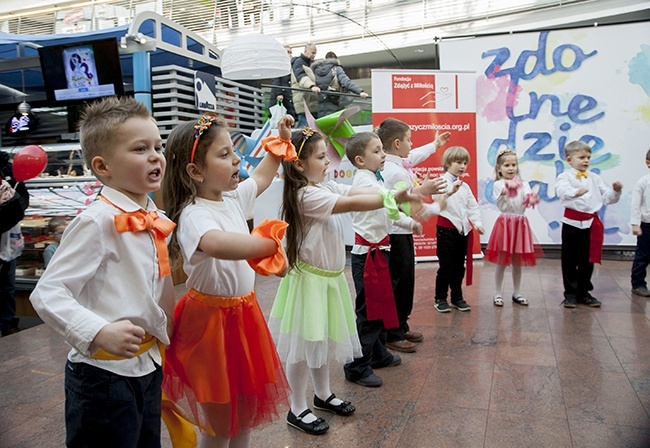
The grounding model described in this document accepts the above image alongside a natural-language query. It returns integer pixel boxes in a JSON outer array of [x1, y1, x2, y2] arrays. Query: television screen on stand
[[38, 37, 125, 106]]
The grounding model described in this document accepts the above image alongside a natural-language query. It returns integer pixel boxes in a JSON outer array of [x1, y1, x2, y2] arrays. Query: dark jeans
[[561, 223, 594, 300], [632, 222, 650, 289], [435, 226, 468, 303], [0, 258, 17, 333], [344, 252, 394, 381], [65, 361, 163, 448], [386, 234, 415, 342], [296, 113, 309, 129]]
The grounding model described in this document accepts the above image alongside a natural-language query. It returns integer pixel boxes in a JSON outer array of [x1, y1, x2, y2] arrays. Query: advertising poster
[[63, 46, 98, 89], [439, 22, 650, 246], [372, 69, 479, 261]]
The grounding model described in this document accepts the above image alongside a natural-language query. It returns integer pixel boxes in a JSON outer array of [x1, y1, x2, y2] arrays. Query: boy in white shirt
[[555, 140, 622, 308], [343, 132, 445, 386], [630, 149, 650, 297], [434, 146, 484, 313], [30, 97, 176, 447], [378, 118, 450, 350]]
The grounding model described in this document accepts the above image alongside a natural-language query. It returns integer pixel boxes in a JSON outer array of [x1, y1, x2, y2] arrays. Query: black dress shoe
[[314, 394, 356, 416], [287, 409, 329, 435]]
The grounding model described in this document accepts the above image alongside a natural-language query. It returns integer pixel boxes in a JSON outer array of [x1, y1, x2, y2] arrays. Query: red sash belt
[[564, 208, 603, 264], [354, 234, 398, 329], [436, 216, 474, 286]]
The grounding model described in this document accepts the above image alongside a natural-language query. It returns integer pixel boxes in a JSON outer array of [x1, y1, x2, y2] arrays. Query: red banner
[[372, 70, 480, 261]]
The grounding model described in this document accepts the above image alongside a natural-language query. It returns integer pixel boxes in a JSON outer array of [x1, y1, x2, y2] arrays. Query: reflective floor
[[1, 258, 649, 447]]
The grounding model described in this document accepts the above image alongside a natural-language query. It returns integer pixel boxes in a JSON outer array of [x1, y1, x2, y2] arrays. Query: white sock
[[512, 265, 522, 297], [228, 431, 251, 448], [285, 361, 317, 423], [495, 264, 506, 297], [198, 434, 229, 448], [310, 364, 343, 406]]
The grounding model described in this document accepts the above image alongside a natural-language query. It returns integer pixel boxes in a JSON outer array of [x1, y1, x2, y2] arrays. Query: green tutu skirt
[[269, 260, 362, 368]]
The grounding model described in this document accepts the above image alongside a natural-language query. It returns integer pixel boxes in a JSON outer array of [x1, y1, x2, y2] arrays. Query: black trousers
[[435, 226, 468, 303], [561, 223, 594, 300], [0, 258, 17, 333], [386, 234, 415, 342], [632, 222, 650, 289], [344, 252, 394, 381]]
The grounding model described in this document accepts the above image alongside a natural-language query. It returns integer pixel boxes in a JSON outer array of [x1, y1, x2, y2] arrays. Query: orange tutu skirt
[[163, 289, 290, 438], [485, 214, 542, 266]]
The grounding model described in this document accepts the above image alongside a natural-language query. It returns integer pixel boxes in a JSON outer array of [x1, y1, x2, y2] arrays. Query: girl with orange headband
[[161, 115, 296, 447]]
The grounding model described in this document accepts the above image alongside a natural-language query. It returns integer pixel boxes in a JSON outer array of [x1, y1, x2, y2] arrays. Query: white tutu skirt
[[268, 260, 362, 368]]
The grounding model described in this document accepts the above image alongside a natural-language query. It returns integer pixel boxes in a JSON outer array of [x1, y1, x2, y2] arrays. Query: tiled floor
[[1, 258, 649, 447]]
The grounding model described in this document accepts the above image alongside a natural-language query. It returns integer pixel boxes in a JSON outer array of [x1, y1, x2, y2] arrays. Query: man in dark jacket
[[0, 152, 29, 337], [312, 51, 368, 118], [291, 42, 320, 128], [268, 46, 297, 121]]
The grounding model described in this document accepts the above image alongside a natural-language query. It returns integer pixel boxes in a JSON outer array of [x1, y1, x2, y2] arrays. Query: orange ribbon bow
[[576, 171, 588, 179], [114, 210, 176, 277]]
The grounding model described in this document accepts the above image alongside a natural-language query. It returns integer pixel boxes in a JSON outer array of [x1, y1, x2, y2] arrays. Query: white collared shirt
[[555, 168, 621, 228], [631, 172, 650, 226], [383, 141, 438, 235], [30, 186, 175, 377], [438, 171, 482, 235], [351, 169, 392, 255]]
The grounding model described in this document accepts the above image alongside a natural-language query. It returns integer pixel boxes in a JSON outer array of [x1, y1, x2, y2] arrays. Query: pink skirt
[[485, 214, 541, 266]]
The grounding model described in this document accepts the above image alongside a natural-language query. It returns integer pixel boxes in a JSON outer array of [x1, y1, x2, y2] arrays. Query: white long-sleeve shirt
[[555, 168, 621, 228], [30, 186, 175, 377], [383, 141, 439, 235], [631, 172, 650, 226], [492, 179, 532, 215], [438, 171, 482, 235], [350, 169, 392, 255]]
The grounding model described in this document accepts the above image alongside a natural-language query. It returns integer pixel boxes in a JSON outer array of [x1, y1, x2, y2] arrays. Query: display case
[[1, 143, 102, 291]]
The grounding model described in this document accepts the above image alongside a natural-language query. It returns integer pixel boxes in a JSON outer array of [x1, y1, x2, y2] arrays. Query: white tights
[[285, 361, 342, 423], [198, 431, 251, 448], [494, 264, 522, 297]]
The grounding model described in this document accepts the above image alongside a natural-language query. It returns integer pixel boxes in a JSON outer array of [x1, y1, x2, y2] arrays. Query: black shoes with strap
[[313, 394, 356, 416], [287, 409, 329, 435]]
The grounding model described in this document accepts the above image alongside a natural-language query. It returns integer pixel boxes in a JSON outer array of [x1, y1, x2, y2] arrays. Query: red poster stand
[[371, 70, 481, 261]]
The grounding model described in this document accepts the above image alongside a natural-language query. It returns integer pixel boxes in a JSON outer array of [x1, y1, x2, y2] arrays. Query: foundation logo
[[392, 74, 455, 109]]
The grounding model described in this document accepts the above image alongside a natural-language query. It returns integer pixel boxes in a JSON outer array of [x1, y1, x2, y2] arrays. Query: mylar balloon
[[13, 145, 47, 181]]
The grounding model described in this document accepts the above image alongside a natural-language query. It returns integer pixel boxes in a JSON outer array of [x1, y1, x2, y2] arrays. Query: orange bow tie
[[576, 171, 588, 179], [114, 210, 176, 277]]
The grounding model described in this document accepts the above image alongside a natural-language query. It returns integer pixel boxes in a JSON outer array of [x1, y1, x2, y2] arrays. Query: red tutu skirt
[[163, 288, 290, 438], [485, 214, 541, 266]]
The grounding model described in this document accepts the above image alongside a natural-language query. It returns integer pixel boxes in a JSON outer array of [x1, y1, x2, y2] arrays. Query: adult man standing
[[291, 42, 320, 128]]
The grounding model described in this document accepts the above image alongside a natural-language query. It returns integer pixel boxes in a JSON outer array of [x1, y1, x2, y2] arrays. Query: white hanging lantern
[[220, 33, 290, 80]]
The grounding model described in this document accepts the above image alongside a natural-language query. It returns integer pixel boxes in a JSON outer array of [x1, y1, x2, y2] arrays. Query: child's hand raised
[[93, 320, 146, 358], [612, 181, 623, 192], [277, 115, 295, 141], [419, 174, 447, 195], [447, 179, 462, 196], [434, 131, 451, 148]]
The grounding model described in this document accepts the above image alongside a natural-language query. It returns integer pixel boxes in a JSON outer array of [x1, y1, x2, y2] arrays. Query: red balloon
[[13, 145, 48, 182]]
